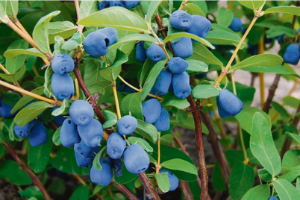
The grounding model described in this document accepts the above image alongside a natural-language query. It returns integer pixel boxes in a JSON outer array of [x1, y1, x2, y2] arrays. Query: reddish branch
[[138, 172, 161, 200], [199, 111, 230, 190], [281, 103, 300, 158], [180, 181, 194, 200], [155, 12, 210, 199], [155, 13, 174, 55], [188, 96, 211, 200], [262, 73, 281, 113], [114, 182, 139, 200], [73, 57, 107, 125], [1, 141, 51, 200]]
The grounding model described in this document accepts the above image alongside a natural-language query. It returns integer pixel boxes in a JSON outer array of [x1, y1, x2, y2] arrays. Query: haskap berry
[[77, 119, 104, 147], [74, 152, 93, 168], [169, 10, 192, 30], [74, 140, 99, 158], [123, 144, 150, 174], [150, 69, 172, 97], [187, 15, 212, 38], [99, 27, 118, 46], [171, 37, 193, 59], [136, 41, 147, 63], [172, 71, 191, 99], [117, 115, 138, 135], [28, 121, 48, 147], [160, 169, 179, 192], [283, 44, 300, 65], [142, 99, 162, 123], [121, 0, 141, 9], [51, 73, 74, 100], [14, 120, 36, 138], [268, 197, 278, 200], [0, 98, 15, 118], [60, 118, 80, 148], [51, 54, 74, 75], [153, 107, 170, 132], [106, 132, 126, 159], [83, 31, 110, 57], [229, 17, 243, 32], [90, 158, 113, 186], [146, 38, 166, 62], [167, 57, 189, 74], [69, 100, 94, 126], [217, 89, 244, 118]]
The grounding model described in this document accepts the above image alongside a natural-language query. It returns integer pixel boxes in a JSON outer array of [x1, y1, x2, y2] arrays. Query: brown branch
[[188, 96, 210, 200], [73, 55, 107, 125], [180, 181, 194, 200], [114, 182, 139, 200], [281, 103, 300, 158], [1, 141, 51, 200], [262, 73, 281, 113], [138, 172, 161, 200], [155, 13, 174, 55], [199, 111, 230, 190]]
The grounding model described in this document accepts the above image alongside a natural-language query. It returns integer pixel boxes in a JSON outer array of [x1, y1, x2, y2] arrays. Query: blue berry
[[217, 89, 244, 118], [51, 73, 74, 100], [117, 115, 138, 135], [107, 132, 126, 159], [51, 54, 74, 75], [123, 144, 150, 174]]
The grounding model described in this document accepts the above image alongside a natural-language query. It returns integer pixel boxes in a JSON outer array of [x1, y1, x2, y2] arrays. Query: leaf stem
[[5, 16, 51, 61], [74, 0, 83, 33], [75, 78, 80, 99], [0, 80, 62, 106], [111, 81, 122, 120], [258, 35, 265, 109], [201, 5, 264, 106], [1, 141, 51, 200], [155, 132, 161, 174], [118, 75, 163, 101], [178, 0, 188, 10]]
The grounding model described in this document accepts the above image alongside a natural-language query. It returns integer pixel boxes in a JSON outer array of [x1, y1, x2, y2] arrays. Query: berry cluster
[[98, 0, 141, 10]]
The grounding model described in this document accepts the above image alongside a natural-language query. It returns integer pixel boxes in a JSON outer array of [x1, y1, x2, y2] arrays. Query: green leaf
[[48, 179, 65, 195], [50, 148, 73, 173], [128, 137, 153, 152], [107, 49, 128, 69], [264, 6, 300, 16], [135, 119, 158, 143], [155, 173, 170, 193], [78, 7, 149, 33], [182, 3, 205, 16], [6, 0, 18, 18], [217, 7, 234, 27], [69, 185, 89, 200], [186, 59, 208, 73], [241, 184, 270, 200], [279, 165, 300, 183], [163, 32, 214, 49], [242, 65, 299, 77], [28, 132, 52, 173], [282, 150, 300, 170], [231, 54, 283, 70], [4, 48, 47, 60], [283, 96, 300, 108], [11, 86, 44, 114], [160, 134, 174, 145], [33, 11, 61, 54], [52, 126, 61, 146], [14, 101, 53, 126], [176, 110, 188, 123], [48, 21, 77, 44], [51, 99, 71, 116], [83, 60, 104, 87], [236, 107, 271, 134], [102, 110, 118, 129], [238, 0, 265, 10], [0, 65, 26, 83], [229, 162, 255, 200], [0, 3, 6, 22], [189, 42, 223, 67], [272, 101, 290, 120], [146, 0, 162, 24], [100, 65, 121, 81], [0, 160, 32, 185], [161, 159, 198, 175], [206, 30, 246, 48], [141, 60, 166, 100], [273, 179, 300, 200], [161, 93, 189, 109], [258, 168, 272, 182], [79, 0, 98, 20], [250, 112, 281, 176], [0, 131, 4, 143], [19, 186, 43, 200], [120, 93, 143, 120], [109, 34, 156, 50], [192, 84, 219, 99], [5, 39, 28, 73], [266, 25, 296, 38]]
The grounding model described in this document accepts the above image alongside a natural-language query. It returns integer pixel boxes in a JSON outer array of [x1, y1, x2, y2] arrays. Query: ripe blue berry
[[170, 10, 192, 30], [90, 158, 113, 186], [123, 144, 150, 174], [168, 57, 189, 74], [136, 41, 147, 63], [160, 169, 179, 191], [77, 119, 103, 147], [75, 152, 92, 168], [51, 73, 74, 100], [186, 15, 212, 38], [60, 118, 80, 148], [107, 132, 126, 159], [150, 69, 172, 96], [29, 121, 48, 147], [14, 120, 36, 138], [51, 54, 74, 75], [74, 140, 99, 158], [83, 31, 110, 57], [153, 107, 170, 132], [117, 115, 138, 135], [229, 17, 243, 32], [69, 100, 94, 126], [217, 89, 244, 118], [172, 72, 191, 99], [283, 44, 300, 65], [172, 37, 193, 59], [142, 99, 162, 123], [0, 98, 15, 118], [146, 39, 166, 62]]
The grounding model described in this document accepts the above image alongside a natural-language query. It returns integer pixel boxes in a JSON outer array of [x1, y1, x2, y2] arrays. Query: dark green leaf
[[100, 65, 122, 81], [0, 65, 26, 83], [69, 185, 89, 200], [266, 25, 296, 38], [4, 48, 47, 60], [176, 110, 188, 123], [161, 159, 198, 175], [160, 134, 174, 145], [272, 101, 290, 120], [50, 148, 73, 173], [5, 39, 28, 73], [0, 160, 32, 185], [52, 126, 61, 146], [120, 93, 143, 120], [241, 184, 270, 200], [258, 169, 272, 182], [135, 119, 158, 143], [229, 162, 255, 200], [161, 93, 189, 109], [114, 162, 137, 184]]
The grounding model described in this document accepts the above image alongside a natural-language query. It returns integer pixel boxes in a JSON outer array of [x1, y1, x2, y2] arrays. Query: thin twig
[[262, 73, 281, 113], [1, 141, 51, 200], [258, 35, 265, 109], [138, 172, 161, 200], [114, 181, 139, 200], [180, 181, 193, 200]]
